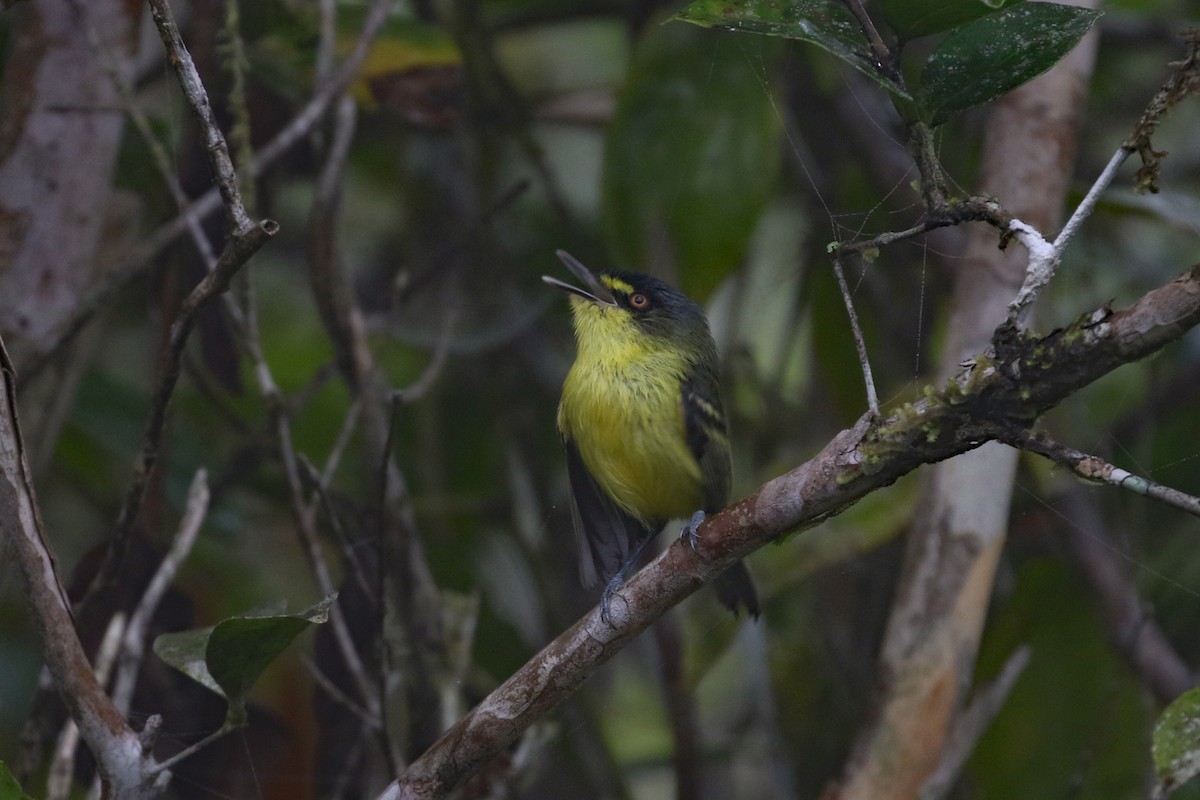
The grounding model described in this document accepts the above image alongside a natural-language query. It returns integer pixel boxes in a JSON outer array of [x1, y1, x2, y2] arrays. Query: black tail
[[714, 560, 759, 618]]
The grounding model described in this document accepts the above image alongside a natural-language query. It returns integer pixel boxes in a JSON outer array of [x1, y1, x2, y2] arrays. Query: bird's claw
[[680, 509, 706, 552], [600, 578, 629, 626]]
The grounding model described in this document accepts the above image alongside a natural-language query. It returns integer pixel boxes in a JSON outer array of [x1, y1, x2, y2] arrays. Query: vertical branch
[[146, 0, 253, 234], [833, 257, 880, 417]]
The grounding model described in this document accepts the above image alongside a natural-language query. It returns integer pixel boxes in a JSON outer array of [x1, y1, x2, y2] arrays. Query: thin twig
[[149, 723, 239, 775], [91, 221, 275, 607], [1006, 148, 1128, 324], [316, 396, 364, 494], [110, 470, 210, 716], [833, 197, 1011, 257], [303, 655, 381, 728], [653, 616, 701, 800], [238, 268, 381, 719], [147, 0, 253, 233], [1002, 428, 1200, 519], [309, 94, 365, 388], [833, 258, 879, 416], [449, 0, 573, 225], [1123, 31, 1200, 194], [840, 0, 895, 81], [1053, 148, 1129, 254], [393, 312, 459, 405], [82, 0, 281, 608]]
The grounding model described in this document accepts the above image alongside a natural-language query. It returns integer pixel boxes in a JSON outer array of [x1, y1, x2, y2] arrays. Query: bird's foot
[[600, 576, 629, 626], [680, 510, 706, 552]]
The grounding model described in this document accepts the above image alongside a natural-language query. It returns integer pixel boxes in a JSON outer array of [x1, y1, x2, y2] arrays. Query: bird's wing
[[563, 436, 651, 588], [681, 368, 759, 616], [681, 367, 731, 512]]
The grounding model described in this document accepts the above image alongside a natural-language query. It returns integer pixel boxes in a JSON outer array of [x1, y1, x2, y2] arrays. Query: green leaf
[[0, 762, 34, 800], [917, 3, 1101, 125], [153, 594, 335, 705], [602, 24, 781, 297], [674, 0, 911, 101], [881, 0, 1022, 42], [1154, 686, 1200, 796]]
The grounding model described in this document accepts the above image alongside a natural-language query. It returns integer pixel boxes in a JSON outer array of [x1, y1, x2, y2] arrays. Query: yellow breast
[[558, 306, 703, 523]]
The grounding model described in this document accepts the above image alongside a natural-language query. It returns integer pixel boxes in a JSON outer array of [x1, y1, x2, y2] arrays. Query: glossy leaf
[[1154, 686, 1200, 796], [602, 24, 781, 297], [917, 3, 1101, 125], [674, 0, 910, 101], [154, 595, 335, 705], [881, 0, 1020, 41]]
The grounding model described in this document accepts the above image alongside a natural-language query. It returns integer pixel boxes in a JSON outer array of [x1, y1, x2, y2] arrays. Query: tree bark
[[0, 0, 140, 358]]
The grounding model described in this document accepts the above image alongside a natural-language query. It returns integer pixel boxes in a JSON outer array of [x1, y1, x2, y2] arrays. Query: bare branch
[[110, 470, 210, 716], [91, 221, 276, 608], [1002, 429, 1200, 519], [0, 336, 157, 797], [833, 257, 879, 417], [146, 0, 253, 233]]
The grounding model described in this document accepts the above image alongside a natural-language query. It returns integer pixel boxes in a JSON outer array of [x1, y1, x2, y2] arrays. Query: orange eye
[[629, 292, 649, 309]]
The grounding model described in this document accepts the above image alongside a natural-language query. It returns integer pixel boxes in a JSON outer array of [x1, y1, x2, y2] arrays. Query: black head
[[542, 250, 713, 348]]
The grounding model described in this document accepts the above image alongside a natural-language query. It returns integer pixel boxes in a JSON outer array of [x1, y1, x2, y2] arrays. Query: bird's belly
[[561, 364, 702, 523]]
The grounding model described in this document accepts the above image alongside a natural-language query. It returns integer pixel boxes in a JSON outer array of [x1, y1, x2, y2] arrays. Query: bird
[[543, 249, 759, 622]]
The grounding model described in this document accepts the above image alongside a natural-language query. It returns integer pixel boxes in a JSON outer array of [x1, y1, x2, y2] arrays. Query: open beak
[[542, 250, 617, 307]]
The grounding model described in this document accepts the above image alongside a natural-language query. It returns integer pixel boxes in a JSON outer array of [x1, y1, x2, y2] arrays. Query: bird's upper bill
[[542, 250, 618, 307]]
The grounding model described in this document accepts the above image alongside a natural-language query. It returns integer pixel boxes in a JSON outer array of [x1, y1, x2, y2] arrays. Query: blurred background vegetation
[[1, 0, 1199, 797]]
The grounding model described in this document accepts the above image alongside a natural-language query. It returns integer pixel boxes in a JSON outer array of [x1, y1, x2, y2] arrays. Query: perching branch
[[380, 263, 1200, 800]]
